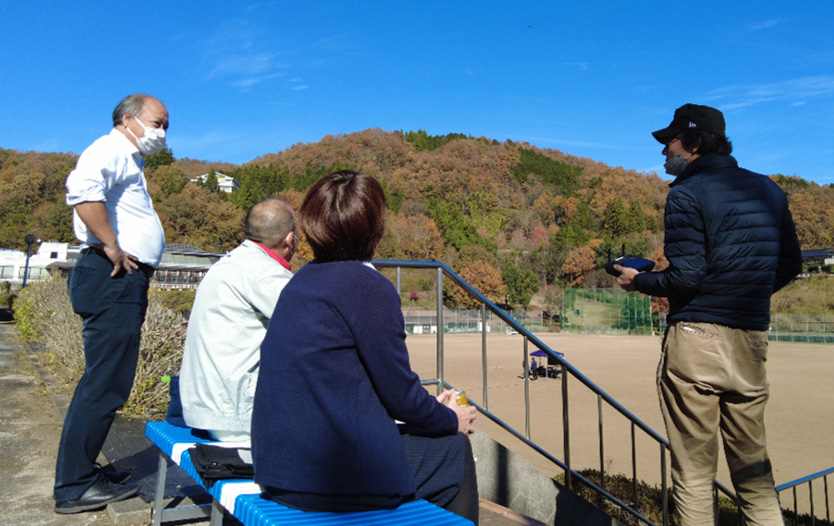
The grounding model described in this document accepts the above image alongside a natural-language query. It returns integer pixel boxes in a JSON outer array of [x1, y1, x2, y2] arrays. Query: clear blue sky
[[2, 2, 833, 185]]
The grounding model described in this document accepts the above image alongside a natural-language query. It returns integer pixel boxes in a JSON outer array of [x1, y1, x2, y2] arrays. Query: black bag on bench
[[187, 444, 254, 488]]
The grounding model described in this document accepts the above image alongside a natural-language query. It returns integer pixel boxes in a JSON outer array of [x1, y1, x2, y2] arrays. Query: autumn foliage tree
[[378, 213, 445, 261], [0, 149, 76, 249], [446, 259, 507, 310], [156, 184, 245, 252], [562, 240, 604, 286], [2, 128, 830, 317]]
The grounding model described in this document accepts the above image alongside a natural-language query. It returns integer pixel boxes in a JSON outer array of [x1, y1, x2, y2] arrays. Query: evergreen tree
[[604, 197, 628, 238], [143, 147, 175, 170], [502, 261, 540, 309], [202, 168, 219, 193]]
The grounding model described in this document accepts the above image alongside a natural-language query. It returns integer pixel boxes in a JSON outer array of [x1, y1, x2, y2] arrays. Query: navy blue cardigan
[[252, 260, 458, 498], [635, 154, 802, 331]]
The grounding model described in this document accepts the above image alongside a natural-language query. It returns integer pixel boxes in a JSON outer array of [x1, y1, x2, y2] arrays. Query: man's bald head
[[244, 198, 296, 255]]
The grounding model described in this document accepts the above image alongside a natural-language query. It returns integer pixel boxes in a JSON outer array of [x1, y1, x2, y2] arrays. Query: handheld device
[[605, 255, 655, 276], [605, 245, 655, 277]]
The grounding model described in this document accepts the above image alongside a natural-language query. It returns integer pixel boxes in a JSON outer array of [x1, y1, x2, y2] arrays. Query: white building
[[0, 241, 74, 288], [0, 242, 223, 290], [189, 172, 240, 193]]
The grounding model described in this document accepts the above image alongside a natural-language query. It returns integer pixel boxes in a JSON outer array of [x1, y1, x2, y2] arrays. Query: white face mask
[[127, 115, 166, 156]]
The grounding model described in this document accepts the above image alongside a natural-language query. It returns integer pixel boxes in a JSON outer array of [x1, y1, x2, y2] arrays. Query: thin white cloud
[[705, 76, 834, 110], [289, 77, 308, 91], [748, 19, 779, 32], [199, 18, 296, 91], [208, 53, 279, 79], [233, 72, 285, 89]]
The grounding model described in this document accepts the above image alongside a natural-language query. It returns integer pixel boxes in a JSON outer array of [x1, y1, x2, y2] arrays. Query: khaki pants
[[658, 322, 784, 526]]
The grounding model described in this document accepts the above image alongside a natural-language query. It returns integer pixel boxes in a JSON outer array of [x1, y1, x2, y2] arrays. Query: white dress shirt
[[65, 128, 165, 267]]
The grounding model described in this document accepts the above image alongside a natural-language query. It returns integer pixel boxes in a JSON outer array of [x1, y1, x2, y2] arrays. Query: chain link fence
[[402, 308, 559, 335], [769, 313, 834, 343], [400, 284, 832, 344]]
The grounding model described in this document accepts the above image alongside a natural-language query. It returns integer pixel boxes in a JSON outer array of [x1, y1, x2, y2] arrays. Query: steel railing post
[[598, 394, 605, 491], [662, 443, 669, 526], [436, 266, 444, 394], [632, 422, 637, 508], [481, 303, 488, 410], [562, 364, 571, 489], [524, 336, 531, 439]]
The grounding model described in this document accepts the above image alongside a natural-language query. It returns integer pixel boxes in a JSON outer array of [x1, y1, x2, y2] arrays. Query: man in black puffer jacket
[[616, 104, 802, 526]]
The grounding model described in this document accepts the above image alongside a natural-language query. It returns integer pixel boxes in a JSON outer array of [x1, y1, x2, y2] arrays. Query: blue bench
[[145, 421, 474, 526]]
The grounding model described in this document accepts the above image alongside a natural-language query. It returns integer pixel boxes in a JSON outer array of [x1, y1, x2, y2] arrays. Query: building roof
[[802, 248, 834, 258]]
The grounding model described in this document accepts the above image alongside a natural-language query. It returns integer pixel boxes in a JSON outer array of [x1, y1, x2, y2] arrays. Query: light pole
[[22, 233, 39, 287]]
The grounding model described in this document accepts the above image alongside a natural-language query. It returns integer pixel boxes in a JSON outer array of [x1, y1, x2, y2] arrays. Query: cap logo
[[689, 121, 697, 128]]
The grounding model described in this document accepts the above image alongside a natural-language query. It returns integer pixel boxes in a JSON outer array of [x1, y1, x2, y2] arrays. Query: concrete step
[[480, 499, 549, 525]]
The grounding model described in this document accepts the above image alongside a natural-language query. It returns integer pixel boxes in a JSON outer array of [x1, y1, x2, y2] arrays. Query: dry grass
[[772, 274, 834, 314], [557, 469, 750, 526], [13, 274, 186, 415]]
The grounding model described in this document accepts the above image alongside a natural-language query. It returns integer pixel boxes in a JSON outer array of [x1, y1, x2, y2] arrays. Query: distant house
[[1, 242, 225, 291], [801, 248, 834, 266], [189, 172, 240, 193], [0, 241, 69, 286]]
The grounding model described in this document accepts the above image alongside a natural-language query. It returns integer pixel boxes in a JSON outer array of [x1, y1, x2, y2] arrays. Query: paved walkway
[[0, 311, 113, 525], [0, 310, 208, 526]]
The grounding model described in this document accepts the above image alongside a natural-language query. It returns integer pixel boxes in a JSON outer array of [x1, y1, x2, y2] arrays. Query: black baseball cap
[[652, 104, 726, 144]]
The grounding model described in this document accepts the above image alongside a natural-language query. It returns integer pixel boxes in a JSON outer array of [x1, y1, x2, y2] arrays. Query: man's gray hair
[[112, 94, 150, 127], [245, 198, 296, 249]]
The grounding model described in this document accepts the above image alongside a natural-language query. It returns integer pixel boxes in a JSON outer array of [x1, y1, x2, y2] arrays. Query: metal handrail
[[377, 258, 831, 525], [776, 467, 834, 526], [375, 259, 672, 525]]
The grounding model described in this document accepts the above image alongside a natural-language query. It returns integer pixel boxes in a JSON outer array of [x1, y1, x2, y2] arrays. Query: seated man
[[180, 198, 296, 441]]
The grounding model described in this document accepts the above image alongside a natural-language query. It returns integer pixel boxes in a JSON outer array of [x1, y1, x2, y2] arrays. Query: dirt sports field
[[406, 332, 834, 512]]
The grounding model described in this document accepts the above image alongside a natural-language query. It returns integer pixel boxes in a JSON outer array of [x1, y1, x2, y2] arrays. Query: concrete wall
[[471, 431, 623, 526]]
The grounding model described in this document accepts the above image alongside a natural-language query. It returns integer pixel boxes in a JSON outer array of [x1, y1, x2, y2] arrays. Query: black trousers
[[54, 250, 149, 501], [263, 432, 479, 524]]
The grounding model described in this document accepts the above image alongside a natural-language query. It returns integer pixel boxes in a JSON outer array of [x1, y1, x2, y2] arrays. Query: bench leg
[[152, 452, 168, 526], [210, 500, 225, 526], [151, 450, 212, 525]]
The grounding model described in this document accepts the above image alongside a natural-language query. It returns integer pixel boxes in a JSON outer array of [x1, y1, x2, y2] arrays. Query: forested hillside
[[2, 129, 832, 309]]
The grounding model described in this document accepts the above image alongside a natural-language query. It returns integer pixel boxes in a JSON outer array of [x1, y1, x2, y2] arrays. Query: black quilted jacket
[[634, 154, 802, 331]]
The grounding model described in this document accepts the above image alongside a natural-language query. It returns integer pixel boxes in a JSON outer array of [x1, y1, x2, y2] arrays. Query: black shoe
[[96, 463, 132, 484], [54, 476, 139, 514]]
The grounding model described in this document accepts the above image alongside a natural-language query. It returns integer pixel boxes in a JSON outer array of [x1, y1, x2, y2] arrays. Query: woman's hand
[[437, 389, 477, 435]]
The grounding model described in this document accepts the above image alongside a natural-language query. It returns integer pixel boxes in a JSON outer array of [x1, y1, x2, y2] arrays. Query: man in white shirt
[[180, 198, 296, 441], [55, 94, 167, 514]]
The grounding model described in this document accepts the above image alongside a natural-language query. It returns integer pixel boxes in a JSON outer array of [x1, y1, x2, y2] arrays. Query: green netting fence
[[558, 288, 833, 343], [560, 288, 656, 335], [769, 313, 834, 343]]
